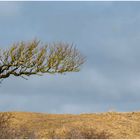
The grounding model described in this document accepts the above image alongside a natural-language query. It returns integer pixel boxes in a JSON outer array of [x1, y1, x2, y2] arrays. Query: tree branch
[[0, 40, 85, 81]]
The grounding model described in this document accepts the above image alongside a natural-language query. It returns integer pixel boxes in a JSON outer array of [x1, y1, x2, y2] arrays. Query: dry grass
[[0, 111, 140, 138]]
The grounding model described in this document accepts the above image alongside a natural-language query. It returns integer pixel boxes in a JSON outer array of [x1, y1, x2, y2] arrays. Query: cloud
[[1, 2, 140, 113], [0, 2, 22, 17], [1, 65, 140, 113]]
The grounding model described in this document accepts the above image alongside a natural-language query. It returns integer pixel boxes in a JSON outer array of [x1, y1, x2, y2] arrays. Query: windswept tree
[[0, 40, 85, 82]]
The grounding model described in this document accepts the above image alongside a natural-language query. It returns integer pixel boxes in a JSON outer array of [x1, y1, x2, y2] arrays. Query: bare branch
[[0, 40, 85, 81]]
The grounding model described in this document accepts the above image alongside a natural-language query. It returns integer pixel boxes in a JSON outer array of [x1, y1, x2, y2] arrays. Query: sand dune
[[0, 111, 140, 139]]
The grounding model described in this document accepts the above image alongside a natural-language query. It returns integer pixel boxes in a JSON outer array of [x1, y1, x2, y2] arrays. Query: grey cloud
[[1, 2, 140, 113], [0, 2, 22, 17]]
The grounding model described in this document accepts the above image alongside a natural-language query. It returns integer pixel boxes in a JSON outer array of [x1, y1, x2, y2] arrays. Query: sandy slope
[[0, 111, 140, 139]]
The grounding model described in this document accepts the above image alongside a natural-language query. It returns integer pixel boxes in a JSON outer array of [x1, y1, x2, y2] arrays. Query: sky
[[1, 1, 140, 114]]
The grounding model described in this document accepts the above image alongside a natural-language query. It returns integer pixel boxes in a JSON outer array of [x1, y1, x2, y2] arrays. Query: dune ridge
[[0, 111, 140, 139]]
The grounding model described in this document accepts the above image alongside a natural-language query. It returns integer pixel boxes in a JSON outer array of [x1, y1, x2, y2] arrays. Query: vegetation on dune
[[0, 112, 140, 139]]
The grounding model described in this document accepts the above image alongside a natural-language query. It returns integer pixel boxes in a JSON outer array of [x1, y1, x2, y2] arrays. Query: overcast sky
[[1, 1, 140, 114]]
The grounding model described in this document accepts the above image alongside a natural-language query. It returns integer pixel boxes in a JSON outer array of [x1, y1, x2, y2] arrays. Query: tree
[[0, 40, 85, 82]]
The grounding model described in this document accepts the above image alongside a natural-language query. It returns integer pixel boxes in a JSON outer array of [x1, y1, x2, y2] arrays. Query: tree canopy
[[0, 40, 85, 81]]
